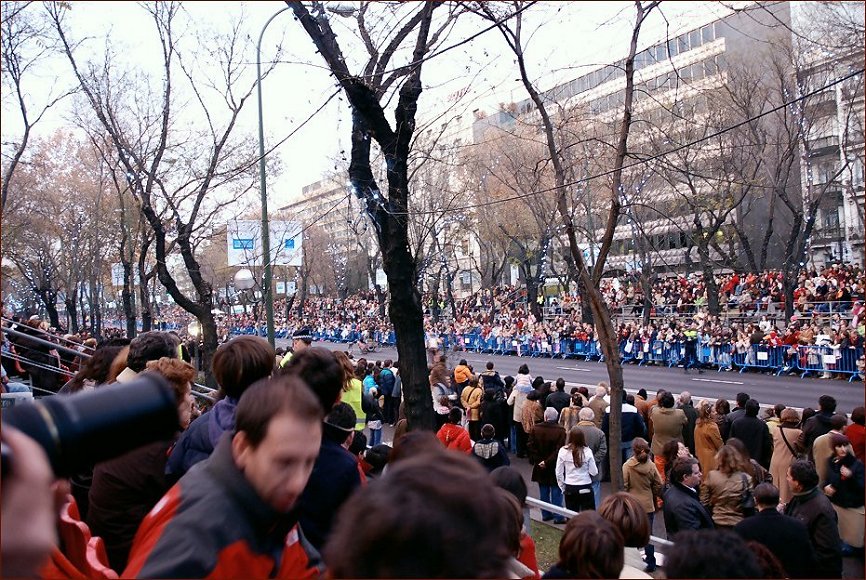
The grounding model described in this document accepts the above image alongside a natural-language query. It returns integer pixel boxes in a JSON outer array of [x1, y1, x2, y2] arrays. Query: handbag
[[779, 427, 806, 460], [740, 473, 756, 517]]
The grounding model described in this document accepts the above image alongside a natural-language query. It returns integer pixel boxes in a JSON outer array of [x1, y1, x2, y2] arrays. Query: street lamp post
[[256, 3, 357, 347], [256, 6, 292, 347]]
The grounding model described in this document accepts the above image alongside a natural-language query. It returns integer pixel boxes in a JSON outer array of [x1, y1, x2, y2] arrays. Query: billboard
[[227, 220, 303, 267]]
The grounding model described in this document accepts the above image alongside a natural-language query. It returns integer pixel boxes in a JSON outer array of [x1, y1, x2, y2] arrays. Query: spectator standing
[[297, 403, 363, 551], [621, 438, 662, 572], [812, 414, 849, 486], [602, 392, 646, 463], [461, 376, 484, 441], [335, 351, 366, 432], [729, 399, 773, 469], [123, 377, 325, 578], [521, 390, 544, 441], [576, 407, 608, 508], [166, 336, 273, 484], [784, 460, 843, 578], [453, 358, 473, 391], [722, 392, 750, 441], [677, 391, 698, 455], [545, 378, 571, 417], [588, 385, 609, 428], [378, 359, 397, 425], [529, 407, 567, 523], [480, 361, 505, 397], [556, 427, 598, 513], [700, 445, 752, 529], [543, 512, 624, 579], [507, 364, 533, 458], [734, 483, 817, 579], [662, 457, 714, 538], [824, 433, 865, 555], [472, 424, 511, 472], [694, 400, 723, 473], [436, 407, 472, 453], [799, 395, 840, 461], [649, 392, 688, 478], [848, 406, 866, 463], [771, 408, 804, 503]]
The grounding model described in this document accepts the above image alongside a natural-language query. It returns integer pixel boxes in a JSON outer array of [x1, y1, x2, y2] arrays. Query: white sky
[[2, 1, 755, 208]]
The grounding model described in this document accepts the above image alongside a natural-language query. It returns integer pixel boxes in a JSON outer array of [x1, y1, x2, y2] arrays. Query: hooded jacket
[[165, 397, 238, 483]]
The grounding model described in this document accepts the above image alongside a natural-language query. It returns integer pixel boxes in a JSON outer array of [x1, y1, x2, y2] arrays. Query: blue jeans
[[538, 483, 564, 520], [510, 423, 518, 454], [591, 478, 601, 510], [622, 441, 634, 463], [368, 428, 382, 446]]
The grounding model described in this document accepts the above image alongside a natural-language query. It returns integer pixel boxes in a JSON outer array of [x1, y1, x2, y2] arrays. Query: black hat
[[292, 327, 313, 342]]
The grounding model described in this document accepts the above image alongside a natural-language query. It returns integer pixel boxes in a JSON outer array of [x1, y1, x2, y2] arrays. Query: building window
[[701, 25, 714, 43]]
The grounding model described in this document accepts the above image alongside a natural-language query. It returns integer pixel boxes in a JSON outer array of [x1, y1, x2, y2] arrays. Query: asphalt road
[[283, 339, 865, 412]]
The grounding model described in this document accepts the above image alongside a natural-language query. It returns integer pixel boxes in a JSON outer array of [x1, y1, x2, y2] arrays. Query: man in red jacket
[[124, 376, 325, 578]]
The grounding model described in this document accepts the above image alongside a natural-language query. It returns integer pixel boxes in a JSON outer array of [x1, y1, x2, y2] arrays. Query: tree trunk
[[122, 263, 137, 338], [65, 298, 79, 334], [40, 291, 61, 330], [698, 242, 720, 316]]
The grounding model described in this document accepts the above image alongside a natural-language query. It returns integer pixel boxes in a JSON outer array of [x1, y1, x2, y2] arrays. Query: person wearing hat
[[280, 327, 313, 367], [824, 433, 865, 555]]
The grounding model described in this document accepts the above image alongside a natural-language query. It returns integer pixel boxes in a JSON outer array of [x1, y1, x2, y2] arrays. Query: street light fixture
[[256, 3, 357, 347]]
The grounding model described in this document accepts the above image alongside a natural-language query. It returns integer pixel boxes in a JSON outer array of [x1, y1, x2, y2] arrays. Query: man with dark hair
[[116, 331, 180, 383], [480, 361, 505, 397], [665, 530, 762, 578], [472, 423, 510, 472], [662, 457, 714, 539], [297, 402, 363, 551], [166, 336, 275, 482], [784, 460, 842, 578], [545, 377, 571, 417], [723, 392, 751, 441], [284, 347, 345, 412], [378, 359, 397, 425], [734, 483, 817, 578], [124, 376, 325, 578], [729, 399, 773, 468], [798, 395, 840, 461]]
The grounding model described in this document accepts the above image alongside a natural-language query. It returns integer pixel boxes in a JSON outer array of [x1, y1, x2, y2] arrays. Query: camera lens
[[2, 373, 180, 477]]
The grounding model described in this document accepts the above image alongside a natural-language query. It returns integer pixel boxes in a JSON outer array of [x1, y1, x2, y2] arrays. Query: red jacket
[[437, 423, 472, 453], [847, 423, 866, 464], [123, 437, 322, 579]]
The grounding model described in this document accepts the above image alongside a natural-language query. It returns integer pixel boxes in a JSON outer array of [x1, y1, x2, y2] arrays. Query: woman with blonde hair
[[700, 444, 751, 529], [694, 400, 723, 473]]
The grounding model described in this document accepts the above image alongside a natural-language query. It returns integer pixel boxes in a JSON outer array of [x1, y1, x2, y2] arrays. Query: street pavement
[[283, 339, 865, 412]]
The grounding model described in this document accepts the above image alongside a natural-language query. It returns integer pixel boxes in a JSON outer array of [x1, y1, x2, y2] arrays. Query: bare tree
[[1, 1, 74, 210], [474, 0, 658, 489], [49, 2, 274, 383], [287, 0, 460, 430]]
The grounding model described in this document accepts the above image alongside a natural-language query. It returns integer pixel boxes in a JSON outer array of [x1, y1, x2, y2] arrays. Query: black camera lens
[[2, 372, 180, 477]]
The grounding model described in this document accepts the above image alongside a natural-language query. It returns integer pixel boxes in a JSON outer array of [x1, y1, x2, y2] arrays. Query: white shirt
[[556, 446, 598, 491]]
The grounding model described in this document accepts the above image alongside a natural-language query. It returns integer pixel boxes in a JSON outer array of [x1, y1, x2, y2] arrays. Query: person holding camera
[[124, 376, 325, 578]]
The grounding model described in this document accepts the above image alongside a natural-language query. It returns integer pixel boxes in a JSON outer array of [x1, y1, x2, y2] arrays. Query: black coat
[[826, 453, 865, 509], [545, 391, 572, 417], [729, 414, 773, 468], [528, 421, 566, 486], [678, 402, 698, 454], [734, 508, 817, 578], [662, 481, 714, 539], [784, 487, 842, 579]]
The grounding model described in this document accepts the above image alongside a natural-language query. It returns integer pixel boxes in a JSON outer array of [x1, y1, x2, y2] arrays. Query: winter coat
[[847, 422, 866, 464], [784, 486, 842, 578], [602, 403, 646, 443], [588, 396, 608, 428], [798, 412, 838, 462], [378, 367, 396, 398], [678, 402, 698, 454], [461, 384, 484, 421], [771, 424, 803, 503], [480, 369, 505, 394], [545, 391, 571, 417], [662, 481, 714, 539], [734, 509, 817, 578], [453, 364, 473, 386], [166, 397, 238, 483], [429, 362, 450, 391], [729, 414, 773, 469], [622, 455, 663, 514], [700, 469, 751, 527], [826, 453, 865, 509], [694, 420, 723, 473], [649, 407, 687, 456], [575, 421, 607, 482], [521, 399, 544, 435], [124, 437, 322, 578], [472, 437, 510, 472], [507, 374, 533, 422], [437, 423, 472, 453], [528, 421, 566, 485]]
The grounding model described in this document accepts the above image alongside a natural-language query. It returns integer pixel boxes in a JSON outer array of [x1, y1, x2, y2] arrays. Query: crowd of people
[[1, 322, 864, 579]]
